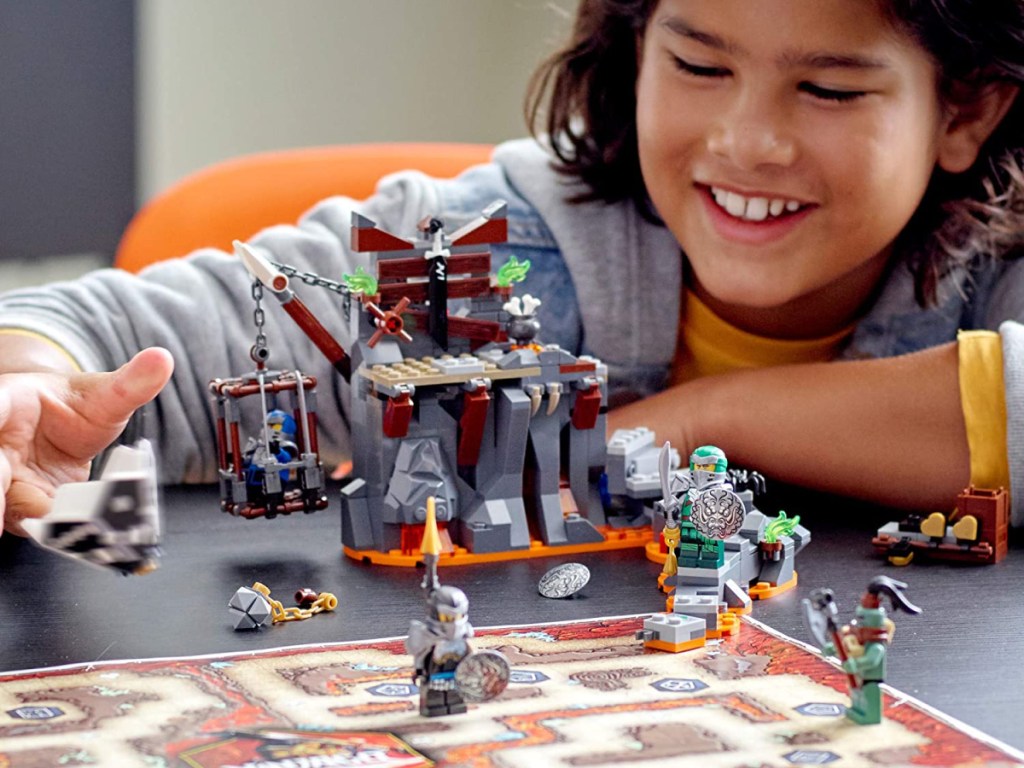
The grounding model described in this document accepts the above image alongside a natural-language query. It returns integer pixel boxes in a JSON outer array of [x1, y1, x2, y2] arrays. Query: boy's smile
[[636, 0, 952, 338]]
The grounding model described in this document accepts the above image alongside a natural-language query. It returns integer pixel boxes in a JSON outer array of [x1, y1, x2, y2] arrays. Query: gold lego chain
[[251, 582, 338, 623]]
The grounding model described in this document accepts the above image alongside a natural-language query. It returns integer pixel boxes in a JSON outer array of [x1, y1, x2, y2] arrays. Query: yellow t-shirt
[[957, 330, 1010, 490], [669, 289, 854, 385]]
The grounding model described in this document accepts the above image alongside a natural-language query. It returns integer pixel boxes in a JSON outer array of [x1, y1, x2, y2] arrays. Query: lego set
[[635, 441, 810, 654], [872, 485, 1009, 565], [802, 576, 922, 725], [217, 201, 682, 567]]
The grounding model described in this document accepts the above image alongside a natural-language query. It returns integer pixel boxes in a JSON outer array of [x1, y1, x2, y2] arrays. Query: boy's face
[[636, 0, 947, 327]]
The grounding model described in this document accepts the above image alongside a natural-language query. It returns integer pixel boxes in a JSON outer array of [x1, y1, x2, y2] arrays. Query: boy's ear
[[937, 78, 1019, 174]]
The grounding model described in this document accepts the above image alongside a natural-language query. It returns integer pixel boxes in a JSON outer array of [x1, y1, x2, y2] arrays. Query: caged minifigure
[[802, 576, 922, 725], [405, 497, 510, 717]]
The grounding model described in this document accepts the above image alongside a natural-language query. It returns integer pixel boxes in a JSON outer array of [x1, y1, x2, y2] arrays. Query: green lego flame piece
[[495, 255, 531, 287], [763, 510, 800, 543], [342, 266, 378, 296]]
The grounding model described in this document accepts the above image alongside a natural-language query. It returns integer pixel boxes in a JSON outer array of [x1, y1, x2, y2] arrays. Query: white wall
[[137, 0, 573, 202]]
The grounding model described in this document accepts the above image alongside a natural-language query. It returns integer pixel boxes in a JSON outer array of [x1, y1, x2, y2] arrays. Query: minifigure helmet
[[431, 585, 469, 624], [266, 409, 297, 441], [689, 445, 728, 487]]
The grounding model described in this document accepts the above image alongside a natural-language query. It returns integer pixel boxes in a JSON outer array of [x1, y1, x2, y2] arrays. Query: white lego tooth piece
[[769, 199, 786, 217]]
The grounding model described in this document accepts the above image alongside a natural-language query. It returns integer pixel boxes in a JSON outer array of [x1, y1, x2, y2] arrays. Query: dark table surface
[[1, 483, 1022, 752]]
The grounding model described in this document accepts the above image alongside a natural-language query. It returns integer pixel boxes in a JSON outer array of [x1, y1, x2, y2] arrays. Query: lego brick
[[377, 252, 491, 279], [641, 613, 706, 644], [361, 357, 540, 390]]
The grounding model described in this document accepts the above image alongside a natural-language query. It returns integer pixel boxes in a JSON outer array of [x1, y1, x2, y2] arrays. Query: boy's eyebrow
[[658, 16, 741, 55], [780, 51, 892, 71], [657, 15, 892, 71]]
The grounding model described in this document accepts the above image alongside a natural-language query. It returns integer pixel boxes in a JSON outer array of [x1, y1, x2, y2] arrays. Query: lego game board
[[0, 615, 1020, 768]]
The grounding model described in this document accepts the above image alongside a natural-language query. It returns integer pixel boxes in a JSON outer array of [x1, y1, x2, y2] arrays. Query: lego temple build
[[221, 201, 787, 566]]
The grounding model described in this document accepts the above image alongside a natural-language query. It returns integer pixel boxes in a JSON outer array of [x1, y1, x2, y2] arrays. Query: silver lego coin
[[538, 562, 591, 599], [690, 487, 745, 540], [454, 650, 510, 702]]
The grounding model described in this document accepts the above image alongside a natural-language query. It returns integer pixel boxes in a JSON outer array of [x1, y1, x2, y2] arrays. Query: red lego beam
[[571, 382, 602, 430], [378, 252, 491, 279], [458, 386, 491, 466]]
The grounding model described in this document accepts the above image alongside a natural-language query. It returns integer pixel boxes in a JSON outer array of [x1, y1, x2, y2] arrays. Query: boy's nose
[[706, 101, 798, 171]]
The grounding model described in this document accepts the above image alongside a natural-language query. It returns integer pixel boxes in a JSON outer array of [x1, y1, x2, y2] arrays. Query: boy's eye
[[672, 55, 730, 79], [799, 82, 867, 103]]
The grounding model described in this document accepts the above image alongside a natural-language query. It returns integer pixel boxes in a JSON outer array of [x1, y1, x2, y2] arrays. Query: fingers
[[80, 347, 175, 429], [2, 479, 51, 538]]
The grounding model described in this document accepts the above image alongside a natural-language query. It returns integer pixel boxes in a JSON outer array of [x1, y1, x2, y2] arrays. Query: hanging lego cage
[[210, 369, 328, 519]]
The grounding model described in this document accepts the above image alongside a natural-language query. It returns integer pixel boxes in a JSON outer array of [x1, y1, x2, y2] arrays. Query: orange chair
[[114, 142, 494, 273]]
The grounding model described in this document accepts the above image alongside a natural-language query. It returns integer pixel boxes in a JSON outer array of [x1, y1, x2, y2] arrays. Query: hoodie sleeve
[[0, 168, 452, 483]]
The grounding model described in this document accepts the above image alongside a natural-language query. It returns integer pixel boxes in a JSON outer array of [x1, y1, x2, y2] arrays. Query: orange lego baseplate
[[344, 525, 654, 567]]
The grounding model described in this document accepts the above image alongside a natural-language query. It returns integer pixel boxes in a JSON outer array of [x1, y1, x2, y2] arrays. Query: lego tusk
[[546, 382, 562, 415], [235, 240, 290, 293], [528, 385, 542, 416]]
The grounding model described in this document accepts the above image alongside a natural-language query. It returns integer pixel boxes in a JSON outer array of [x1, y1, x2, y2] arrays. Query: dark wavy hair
[[526, 0, 1024, 304]]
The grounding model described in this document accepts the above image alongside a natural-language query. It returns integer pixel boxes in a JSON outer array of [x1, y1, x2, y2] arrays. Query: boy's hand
[[0, 347, 174, 537]]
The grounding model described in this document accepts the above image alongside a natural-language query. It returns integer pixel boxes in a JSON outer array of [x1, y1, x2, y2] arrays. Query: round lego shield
[[538, 562, 590, 599], [454, 650, 510, 702], [690, 487, 745, 540]]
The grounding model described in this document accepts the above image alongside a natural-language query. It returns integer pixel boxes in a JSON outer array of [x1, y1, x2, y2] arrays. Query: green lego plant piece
[[763, 510, 800, 544], [343, 266, 378, 296], [495, 255, 531, 287]]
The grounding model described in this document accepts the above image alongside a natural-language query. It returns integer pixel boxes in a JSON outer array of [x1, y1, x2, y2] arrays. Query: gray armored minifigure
[[405, 498, 510, 717]]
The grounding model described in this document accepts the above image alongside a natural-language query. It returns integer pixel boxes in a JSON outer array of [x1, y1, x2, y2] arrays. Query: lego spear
[[420, 496, 442, 594]]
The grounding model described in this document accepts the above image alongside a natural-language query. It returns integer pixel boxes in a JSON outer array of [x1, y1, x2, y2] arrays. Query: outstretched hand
[[0, 347, 174, 537]]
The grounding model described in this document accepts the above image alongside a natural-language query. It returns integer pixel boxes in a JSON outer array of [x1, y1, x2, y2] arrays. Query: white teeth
[[710, 186, 804, 221], [745, 197, 769, 222], [725, 191, 746, 218]]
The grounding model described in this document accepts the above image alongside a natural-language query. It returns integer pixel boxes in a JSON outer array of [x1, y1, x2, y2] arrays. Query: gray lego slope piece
[[340, 479, 376, 551]]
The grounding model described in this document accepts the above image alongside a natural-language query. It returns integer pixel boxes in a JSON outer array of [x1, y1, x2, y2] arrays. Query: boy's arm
[[608, 341, 969, 510], [0, 330, 80, 374]]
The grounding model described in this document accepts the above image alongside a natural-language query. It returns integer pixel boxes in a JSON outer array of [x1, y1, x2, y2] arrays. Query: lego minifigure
[[637, 443, 750, 653], [802, 576, 922, 725], [660, 444, 746, 572], [405, 497, 509, 716]]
